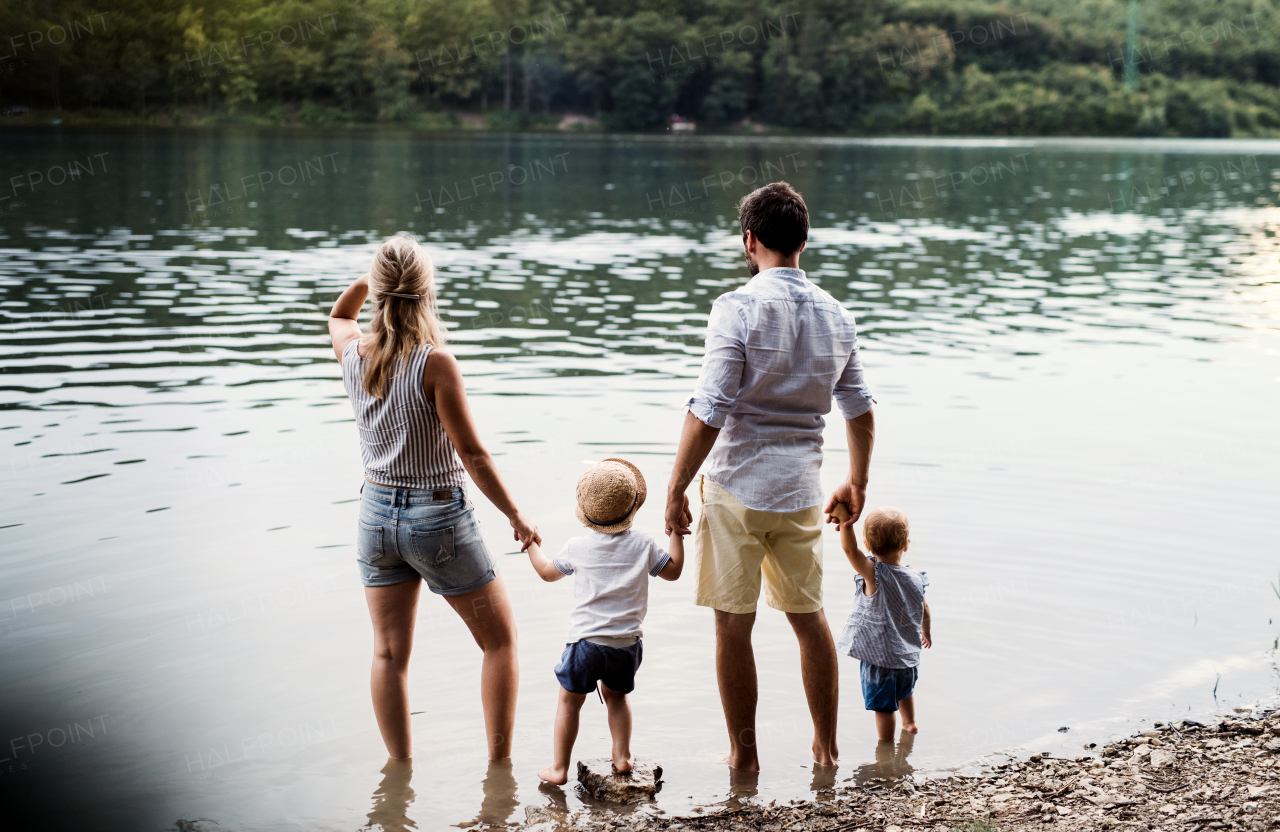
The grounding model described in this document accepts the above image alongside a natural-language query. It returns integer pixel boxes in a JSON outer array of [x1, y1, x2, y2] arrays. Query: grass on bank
[[0, 104, 783, 135], [955, 821, 1000, 832]]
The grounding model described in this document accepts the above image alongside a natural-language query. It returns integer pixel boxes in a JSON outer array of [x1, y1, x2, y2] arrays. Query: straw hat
[[575, 458, 647, 534]]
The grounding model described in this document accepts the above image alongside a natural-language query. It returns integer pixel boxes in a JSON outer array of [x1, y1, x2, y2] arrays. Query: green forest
[[1, 0, 1277, 136]]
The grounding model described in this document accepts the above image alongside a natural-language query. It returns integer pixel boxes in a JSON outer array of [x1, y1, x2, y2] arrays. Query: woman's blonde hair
[[362, 234, 446, 398]]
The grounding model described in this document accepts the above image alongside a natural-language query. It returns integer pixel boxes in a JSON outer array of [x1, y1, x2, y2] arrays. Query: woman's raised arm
[[426, 348, 540, 551], [328, 273, 370, 361]]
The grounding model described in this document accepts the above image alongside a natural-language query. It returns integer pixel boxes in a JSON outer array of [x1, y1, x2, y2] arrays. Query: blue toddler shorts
[[554, 639, 644, 695], [860, 661, 918, 712]]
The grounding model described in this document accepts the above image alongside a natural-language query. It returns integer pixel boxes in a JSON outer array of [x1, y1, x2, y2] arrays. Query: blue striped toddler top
[[341, 340, 468, 491], [836, 557, 929, 669]]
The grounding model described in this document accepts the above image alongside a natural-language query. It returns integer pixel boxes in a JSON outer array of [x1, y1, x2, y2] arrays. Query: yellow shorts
[[692, 476, 824, 615]]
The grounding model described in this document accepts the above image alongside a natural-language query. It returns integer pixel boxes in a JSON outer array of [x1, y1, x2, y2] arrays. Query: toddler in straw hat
[[525, 458, 685, 784]]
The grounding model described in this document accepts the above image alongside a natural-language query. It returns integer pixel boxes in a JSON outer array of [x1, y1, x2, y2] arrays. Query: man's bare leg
[[786, 609, 840, 768], [714, 610, 760, 771]]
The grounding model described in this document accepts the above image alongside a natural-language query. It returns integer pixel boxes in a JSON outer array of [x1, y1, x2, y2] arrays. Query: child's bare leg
[[539, 687, 587, 785], [600, 684, 633, 773], [874, 710, 896, 743], [899, 696, 918, 734]]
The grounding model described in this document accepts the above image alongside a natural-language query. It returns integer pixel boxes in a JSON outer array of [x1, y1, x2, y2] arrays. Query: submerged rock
[[576, 758, 662, 803]]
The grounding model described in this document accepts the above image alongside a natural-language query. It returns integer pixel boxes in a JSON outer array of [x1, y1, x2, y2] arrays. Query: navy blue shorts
[[554, 639, 643, 695], [860, 661, 918, 712]]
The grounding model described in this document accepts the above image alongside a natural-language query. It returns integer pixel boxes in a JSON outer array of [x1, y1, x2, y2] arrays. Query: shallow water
[[1, 129, 1278, 830]]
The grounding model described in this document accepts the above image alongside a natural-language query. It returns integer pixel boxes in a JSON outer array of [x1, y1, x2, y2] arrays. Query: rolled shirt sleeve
[[833, 322, 874, 420], [685, 295, 747, 429]]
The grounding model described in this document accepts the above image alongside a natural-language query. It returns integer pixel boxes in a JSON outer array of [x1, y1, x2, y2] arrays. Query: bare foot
[[902, 722, 919, 734], [812, 740, 839, 769], [719, 752, 761, 772], [612, 755, 633, 774], [538, 765, 569, 785]]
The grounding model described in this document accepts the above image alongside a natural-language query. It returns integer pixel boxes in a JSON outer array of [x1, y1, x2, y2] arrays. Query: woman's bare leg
[[445, 574, 519, 760], [600, 684, 633, 773], [365, 580, 423, 759], [539, 686, 586, 784]]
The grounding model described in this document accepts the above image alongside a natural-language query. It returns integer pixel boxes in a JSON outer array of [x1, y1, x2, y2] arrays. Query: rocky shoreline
[[520, 709, 1278, 832]]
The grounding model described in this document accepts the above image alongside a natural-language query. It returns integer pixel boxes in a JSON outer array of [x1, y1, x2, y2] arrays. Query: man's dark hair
[[736, 181, 809, 256]]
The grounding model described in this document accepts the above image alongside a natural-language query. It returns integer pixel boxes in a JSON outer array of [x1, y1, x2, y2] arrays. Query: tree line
[[1, 0, 1277, 136]]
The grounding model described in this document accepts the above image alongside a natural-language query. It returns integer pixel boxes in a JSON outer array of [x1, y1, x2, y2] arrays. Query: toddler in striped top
[[830, 503, 932, 743]]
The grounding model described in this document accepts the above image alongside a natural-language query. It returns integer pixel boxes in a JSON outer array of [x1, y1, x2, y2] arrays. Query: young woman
[[329, 234, 539, 761]]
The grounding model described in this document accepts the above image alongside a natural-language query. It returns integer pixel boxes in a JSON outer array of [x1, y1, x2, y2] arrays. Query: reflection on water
[[459, 759, 521, 828], [851, 732, 916, 787], [0, 131, 1278, 831], [366, 758, 417, 832], [810, 762, 838, 793], [726, 767, 759, 808]]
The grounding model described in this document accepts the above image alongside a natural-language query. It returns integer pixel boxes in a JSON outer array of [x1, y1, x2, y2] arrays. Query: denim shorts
[[860, 661, 918, 712], [554, 639, 644, 695], [356, 482, 497, 595]]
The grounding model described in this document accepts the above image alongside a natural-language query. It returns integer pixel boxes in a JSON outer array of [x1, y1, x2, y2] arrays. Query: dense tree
[[1, 0, 1278, 136]]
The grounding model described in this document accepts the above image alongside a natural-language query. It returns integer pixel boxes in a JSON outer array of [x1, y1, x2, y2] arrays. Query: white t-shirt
[[553, 529, 671, 643]]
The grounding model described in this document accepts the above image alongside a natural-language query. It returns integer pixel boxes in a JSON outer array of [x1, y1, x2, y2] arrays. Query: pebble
[[514, 709, 1280, 831]]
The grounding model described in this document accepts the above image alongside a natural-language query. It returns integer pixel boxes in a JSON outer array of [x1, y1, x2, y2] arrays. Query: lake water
[[1, 129, 1278, 831]]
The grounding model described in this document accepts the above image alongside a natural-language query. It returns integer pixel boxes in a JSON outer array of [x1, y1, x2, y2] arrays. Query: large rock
[[576, 758, 662, 803], [1150, 748, 1176, 769]]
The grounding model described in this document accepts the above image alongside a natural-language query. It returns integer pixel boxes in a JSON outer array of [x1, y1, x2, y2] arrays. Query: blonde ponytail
[[362, 234, 447, 398]]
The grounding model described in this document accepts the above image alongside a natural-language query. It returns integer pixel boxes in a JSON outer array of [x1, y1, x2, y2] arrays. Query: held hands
[[823, 480, 866, 529], [664, 492, 692, 536], [509, 511, 541, 552]]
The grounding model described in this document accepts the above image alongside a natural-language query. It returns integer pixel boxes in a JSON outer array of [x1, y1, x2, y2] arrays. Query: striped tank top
[[341, 339, 468, 491]]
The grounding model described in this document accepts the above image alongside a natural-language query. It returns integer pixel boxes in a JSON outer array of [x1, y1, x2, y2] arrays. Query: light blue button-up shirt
[[686, 267, 874, 512]]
